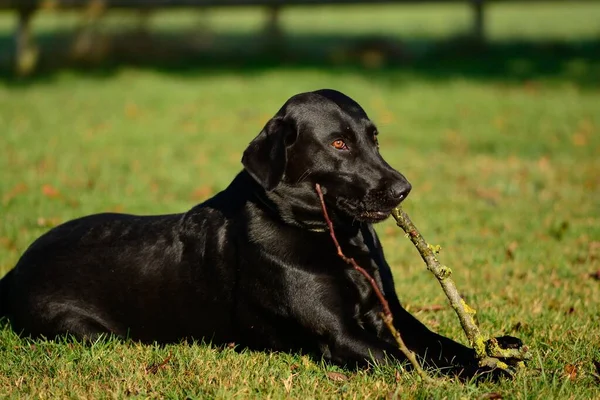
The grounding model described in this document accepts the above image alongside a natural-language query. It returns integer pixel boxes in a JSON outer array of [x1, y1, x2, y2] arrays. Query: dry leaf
[[537, 156, 551, 172], [0, 237, 17, 251], [474, 187, 501, 204], [564, 364, 577, 380], [145, 352, 172, 375], [506, 241, 518, 261], [572, 132, 588, 146], [41, 184, 61, 199], [394, 369, 401, 382], [191, 186, 213, 201], [326, 371, 349, 382]]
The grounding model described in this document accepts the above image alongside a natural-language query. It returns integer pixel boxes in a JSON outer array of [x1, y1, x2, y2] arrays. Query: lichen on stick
[[391, 207, 531, 375]]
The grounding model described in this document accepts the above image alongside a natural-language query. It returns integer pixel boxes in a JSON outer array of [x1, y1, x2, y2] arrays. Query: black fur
[[0, 89, 503, 376]]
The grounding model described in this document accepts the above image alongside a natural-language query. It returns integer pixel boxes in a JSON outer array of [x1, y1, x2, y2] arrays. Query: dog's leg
[[34, 302, 118, 342], [324, 323, 406, 368], [364, 226, 475, 372], [381, 272, 476, 373]]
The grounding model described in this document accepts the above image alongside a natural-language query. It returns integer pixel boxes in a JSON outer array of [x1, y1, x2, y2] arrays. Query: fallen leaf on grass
[[0, 237, 17, 251], [474, 187, 502, 205], [505, 241, 518, 261], [41, 184, 61, 198], [145, 352, 172, 375], [564, 364, 578, 381], [191, 185, 213, 201], [590, 271, 600, 281], [326, 371, 349, 382], [537, 156, 551, 172]]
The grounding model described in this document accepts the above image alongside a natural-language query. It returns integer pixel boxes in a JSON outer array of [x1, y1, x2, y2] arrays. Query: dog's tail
[[0, 269, 13, 321]]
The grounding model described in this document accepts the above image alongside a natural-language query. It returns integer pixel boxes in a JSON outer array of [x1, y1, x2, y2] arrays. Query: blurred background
[[0, 1, 598, 79], [1, 1, 599, 80]]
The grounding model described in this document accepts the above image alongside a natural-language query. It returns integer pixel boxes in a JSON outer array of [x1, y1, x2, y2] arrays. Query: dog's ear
[[242, 116, 297, 191]]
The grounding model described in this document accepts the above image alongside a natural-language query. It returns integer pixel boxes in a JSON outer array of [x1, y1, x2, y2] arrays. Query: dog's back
[[2, 203, 240, 342]]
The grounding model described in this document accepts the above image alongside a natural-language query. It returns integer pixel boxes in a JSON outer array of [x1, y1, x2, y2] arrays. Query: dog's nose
[[389, 181, 411, 201]]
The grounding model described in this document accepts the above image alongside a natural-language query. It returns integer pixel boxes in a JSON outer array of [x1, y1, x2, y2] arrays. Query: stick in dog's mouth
[[315, 183, 432, 382]]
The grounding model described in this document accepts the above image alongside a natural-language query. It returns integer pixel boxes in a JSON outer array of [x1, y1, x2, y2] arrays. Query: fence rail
[[1, 0, 595, 75]]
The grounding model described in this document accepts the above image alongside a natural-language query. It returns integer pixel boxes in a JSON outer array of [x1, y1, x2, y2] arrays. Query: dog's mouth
[[333, 192, 407, 224], [337, 200, 397, 223], [357, 210, 391, 222]]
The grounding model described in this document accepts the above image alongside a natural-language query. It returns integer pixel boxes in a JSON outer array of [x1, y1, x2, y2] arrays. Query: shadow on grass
[[0, 28, 599, 87]]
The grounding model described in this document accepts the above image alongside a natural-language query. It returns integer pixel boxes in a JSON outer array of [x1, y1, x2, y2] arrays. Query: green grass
[[1, 2, 600, 399]]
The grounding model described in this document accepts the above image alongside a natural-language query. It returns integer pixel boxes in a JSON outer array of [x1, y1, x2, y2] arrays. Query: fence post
[[15, 7, 37, 76], [472, 0, 485, 43], [265, 4, 281, 37]]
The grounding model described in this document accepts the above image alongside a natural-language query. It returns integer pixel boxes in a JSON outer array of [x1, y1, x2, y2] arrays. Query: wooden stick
[[315, 184, 432, 383], [391, 206, 531, 373]]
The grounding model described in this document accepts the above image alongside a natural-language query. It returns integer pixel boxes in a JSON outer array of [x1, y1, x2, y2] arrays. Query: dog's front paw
[[447, 336, 530, 381], [486, 335, 530, 364], [469, 335, 530, 381]]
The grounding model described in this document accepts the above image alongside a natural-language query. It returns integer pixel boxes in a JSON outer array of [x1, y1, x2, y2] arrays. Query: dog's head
[[242, 89, 411, 225]]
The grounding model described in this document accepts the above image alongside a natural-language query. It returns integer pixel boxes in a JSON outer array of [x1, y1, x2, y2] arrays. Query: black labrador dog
[[0, 89, 510, 376]]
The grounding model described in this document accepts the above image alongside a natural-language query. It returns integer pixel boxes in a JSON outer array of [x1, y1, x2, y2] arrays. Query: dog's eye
[[373, 135, 379, 147], [332, 140, 348, 150]]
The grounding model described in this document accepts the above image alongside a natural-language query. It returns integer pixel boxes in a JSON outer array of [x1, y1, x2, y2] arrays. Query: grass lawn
[[1, 2, 600, 398]]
